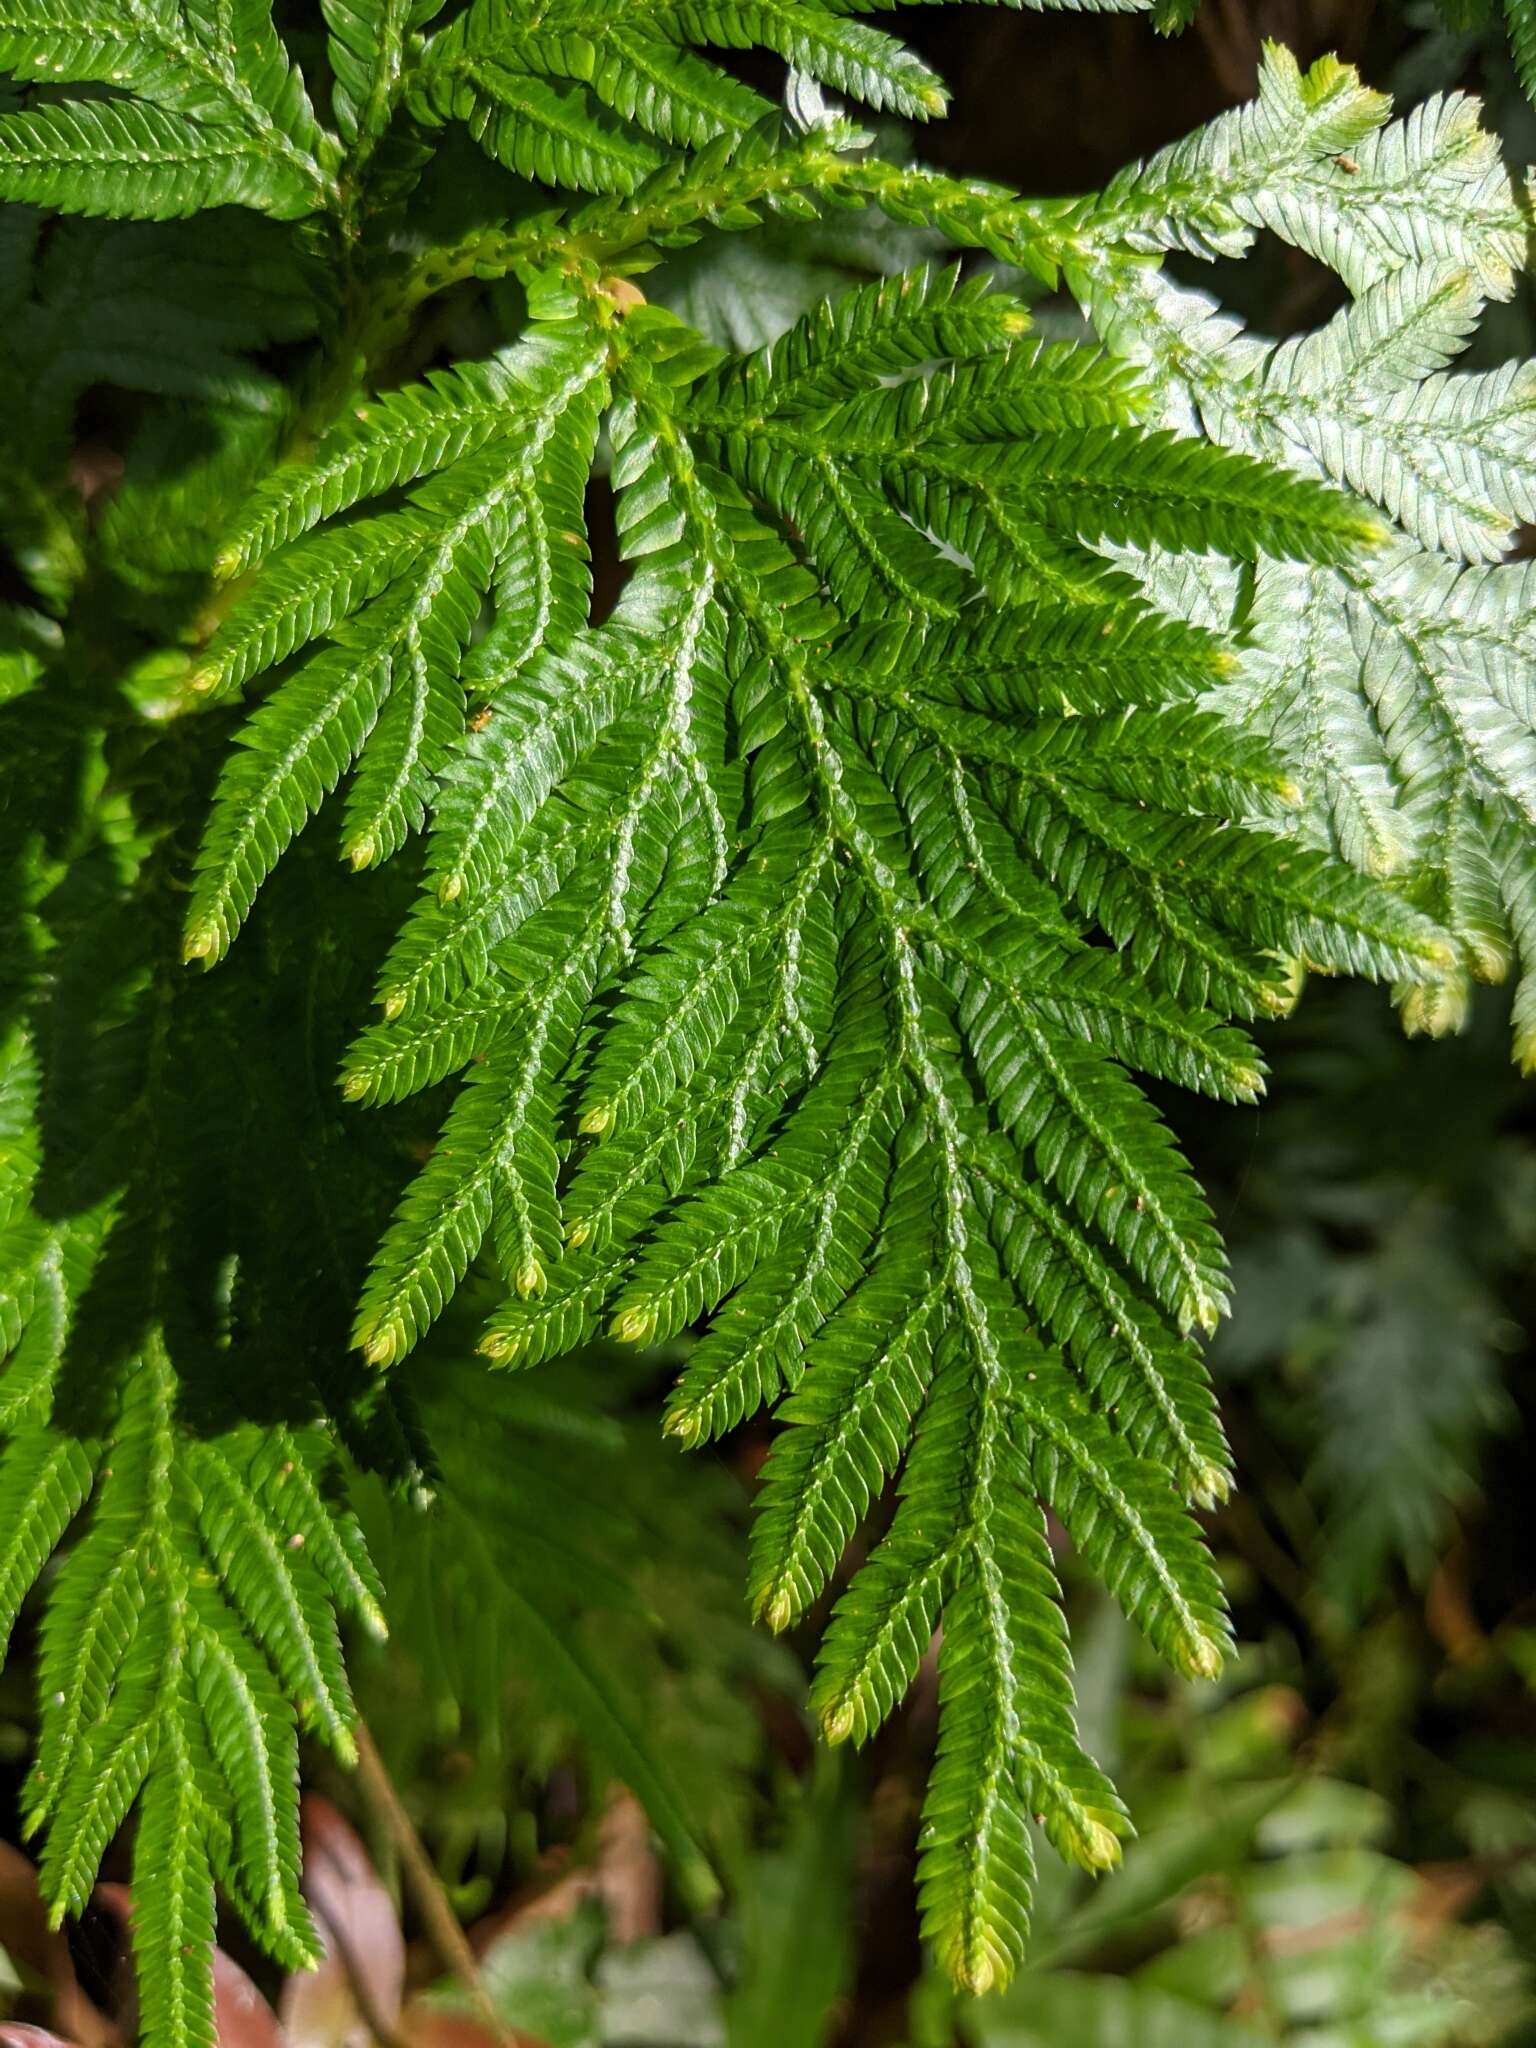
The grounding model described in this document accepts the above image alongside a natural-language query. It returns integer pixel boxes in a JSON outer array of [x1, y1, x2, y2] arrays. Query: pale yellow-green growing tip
[[579, 1102, 613, 1137], [822, 1700, 857, 1745], [565, 1215, 591, 1248], [361, 1326, 399, 1370], [439, 871, 463, 904], [1190, 1459, 1231, 1509], [212, 543, 241, 582], [1348, 512, 1390, 551], [514, 1255, 546, 1300], [340, 1070, 369, 1103], [1399, 969, 1469, 1041], [189, 661, 222, 695], [1263, 956, 1306, 1017], [764, 1591, 794, 1634], [1187, 1289, 1222, 1338], [382, 988, 406, 1020], [348, 835, 376, 872], [1066, 1816, 1124, 1873], [613, 1302, 658, 1346], [478, 1330, 525, 1366], [957, 1955, 998, 1996], [662, 1404, 704, 1448], [918, 84, 948, 117], [1178, 1632, 1226, 1683], [182, 925, 216, 965]]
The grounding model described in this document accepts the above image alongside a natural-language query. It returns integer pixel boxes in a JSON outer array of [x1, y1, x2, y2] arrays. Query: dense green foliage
[[0, 1, 1533, 2040]]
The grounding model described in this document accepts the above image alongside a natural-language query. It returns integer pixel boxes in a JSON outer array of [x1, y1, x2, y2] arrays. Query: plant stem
[[352, 1721, 514, 2046]]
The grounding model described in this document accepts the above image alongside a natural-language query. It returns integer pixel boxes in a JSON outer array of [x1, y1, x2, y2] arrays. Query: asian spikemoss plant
[[0, 0, 1533, 2033]]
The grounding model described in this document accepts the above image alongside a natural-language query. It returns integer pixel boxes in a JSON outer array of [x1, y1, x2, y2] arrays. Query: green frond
[[673, 0, 947, 116], [354, 959, 595, 1365], [916, 1464, 1128, 1989], [187, 1601, 319, 1970], [225, 245, 1471, 1986], [341, 981, 510, 1105], [0, 1320, 377, 2038], [323, 0, 418, 149], [0, 0, 337, 221], [418, 0, 952, 137], [187, 1437, 359, 1759], [955, 967, 1230, 1335], [686, 282, 1379, 618], [252, 1427, 389, 1641], [479, 1247, 630, 1367], [699, 264, 1031, 419], [0, 1426, 94, 1658], [1080, 51, 1535, 1057], [189, 326, 609, 956], [0, 101, 308, 221], [1014, 1367, 1230, 1678], [184, 637, 394, 964], [221, 325, 605, 575], [748, 1244, 939, 1630], [131, 1736, 219, 2048], [581, 29, 772, 147], [192, 510, 433, 703], [411, 55, 665, 194], [974, 1147, 1229, 1498], [4, 12, 1529, 2028], [1509, 0, 1536, 104], [918, 1567, 1040, 1998]]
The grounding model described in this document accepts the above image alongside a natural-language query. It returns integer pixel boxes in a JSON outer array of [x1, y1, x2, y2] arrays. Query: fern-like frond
[[0, 1163, 382, 2040], [1085, 45, 1522, 293], [1509, 0, 1536, 105], [408, 0, 950, 192], [323, 0, 424, 150], [181, 259, 1456, 1989], [0, 0, 338, 219], [6, 11, 1528, 2029], [1077, 45, 1536, 1064], [186, 316, 609, 959]]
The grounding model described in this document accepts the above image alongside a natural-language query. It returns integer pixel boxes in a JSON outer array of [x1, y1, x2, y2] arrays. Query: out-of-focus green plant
[[946, 1602, 1533, 2048], [1211, 988, 1531, 1623], [349, 1346, 797, 1916]]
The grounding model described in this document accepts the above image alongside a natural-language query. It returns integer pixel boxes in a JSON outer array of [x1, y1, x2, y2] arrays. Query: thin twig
[[352, 1721, 514, 2047]]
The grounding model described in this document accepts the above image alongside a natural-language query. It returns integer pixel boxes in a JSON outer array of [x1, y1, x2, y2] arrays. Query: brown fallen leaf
[[213, 1948, 289, 2048], [279, 1798, 405, 2048], [0, 1844, 116, 2048]]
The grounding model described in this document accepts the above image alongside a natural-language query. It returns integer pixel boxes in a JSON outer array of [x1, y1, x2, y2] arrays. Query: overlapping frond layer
[[169, 258, 1453, 1989], [1074, 44, 1536, 1064], [0, 1319, 383, 2048], [323, 0, 420, 149], [407, 0, 947, 189], [0, 738, 385, 2048], [0, 0, 338, 219], [186, 314, 609, 960], [4, 4, 1530, 2031]]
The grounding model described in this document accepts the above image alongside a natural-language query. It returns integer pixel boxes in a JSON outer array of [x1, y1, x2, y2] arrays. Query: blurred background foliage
[[4, 0, 1536, 2041]]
